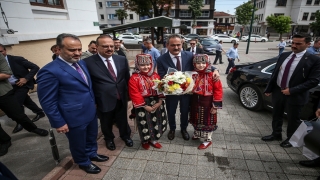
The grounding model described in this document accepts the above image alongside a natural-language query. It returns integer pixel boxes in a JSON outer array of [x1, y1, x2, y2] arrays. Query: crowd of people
[[0, 32, 320, 178]]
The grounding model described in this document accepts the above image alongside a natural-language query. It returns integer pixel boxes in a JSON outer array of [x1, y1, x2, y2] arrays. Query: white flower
[[156, 133, 161, 138], [144, 135, 150, 140], [154, 125, 158, 130], [162, 112, 165, 117], [162, 127, 166, 131], [152, 117, 157, 122], [138, 112, 145, 117], [140, 120, 146, 125], [142, 128, 148, 133], [162, 120, 166, 125], [150, 101, 156, 105]]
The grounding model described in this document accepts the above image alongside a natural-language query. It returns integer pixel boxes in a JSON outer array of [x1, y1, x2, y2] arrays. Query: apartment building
[[0, 0, 101, 67], [237, 0, 320, 36]]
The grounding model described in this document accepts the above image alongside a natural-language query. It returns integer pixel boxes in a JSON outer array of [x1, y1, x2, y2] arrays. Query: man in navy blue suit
[[37, 34, 108, 174], [156, 34, 220, 140]]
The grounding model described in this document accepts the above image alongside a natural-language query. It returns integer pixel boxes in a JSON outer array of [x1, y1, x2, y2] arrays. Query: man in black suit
[[84, 35, 133, 151], [0, 44, 45, 134], [186, 39, 204, 55], [262, 34, 320, 148]]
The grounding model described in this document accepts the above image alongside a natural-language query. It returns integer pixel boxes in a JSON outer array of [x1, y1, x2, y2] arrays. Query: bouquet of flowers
[[153, 68, 196, 95]]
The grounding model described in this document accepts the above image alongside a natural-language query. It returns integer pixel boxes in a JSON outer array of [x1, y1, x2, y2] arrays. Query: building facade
[[0, 0, 101, 67], [213, 11, 236, 35], [236, 0, 320, 37]]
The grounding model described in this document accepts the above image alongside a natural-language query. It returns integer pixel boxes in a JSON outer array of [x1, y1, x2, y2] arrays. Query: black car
[[200, 39, 218, 55], [226, 58, 320, 120]]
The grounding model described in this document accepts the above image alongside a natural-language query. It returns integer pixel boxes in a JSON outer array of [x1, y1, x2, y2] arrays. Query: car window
[[201, 40, 217, 45], [262, 63, 276, 74]]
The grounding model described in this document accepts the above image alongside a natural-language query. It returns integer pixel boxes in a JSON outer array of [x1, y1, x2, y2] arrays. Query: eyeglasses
[[190, 43, 195, 45]]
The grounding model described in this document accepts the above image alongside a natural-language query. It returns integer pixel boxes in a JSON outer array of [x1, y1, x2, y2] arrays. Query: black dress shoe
[[0, 141, 12, 156], [167, 130, 175, 140], [299, 159, 320, 167], [123, 138, 133, 147], [32, 112, 45, 122], [79, 163, 101, 174], [181, 130, 190, 140], [12, 123, 23, 134], [90, 154, 109, 162], [220, 62, 224, 64], [261, 134, 282, 141], [106, 140, 116, 151], [31, 128, 48, 136], [280, 139, 292, 148]]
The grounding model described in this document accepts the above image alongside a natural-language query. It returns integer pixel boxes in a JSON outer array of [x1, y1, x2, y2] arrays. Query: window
[[276, 0, 287, 6], [202, 0, 209, 4], [162, 10, 175, 17], [100, 14, 104, 20], [98, 2, 102, 8], [306, 0, 312, 5], [302, 12, 309, 20], [106, 1, 123, 7], [179, 10, 192, 17], [219, 18, 223, 23], [108, 14, 118, 20], [29, 0, 64, 8], [225, 18, 229, 23], [310, 13, 316, 20], [129, 14, 133, 20], [197, 21, 208, 26], [274, 13, 284, 17], [181, 21, 191, 26], [200, 11, 209, 17], [263, 64, 276, 74], [180, 0, 188, 4], [315, 0, 320, 5]]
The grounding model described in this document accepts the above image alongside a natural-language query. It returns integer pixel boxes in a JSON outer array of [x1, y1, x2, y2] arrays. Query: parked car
[[119, 35, 143, 44], [241, 34, 268, 42], [185, 34, 200, 39], [198, 36, 218, 42], [226, 57, 320, 120], [212, 34, 239, 43], [118, 33, 134, 38], [199, 39, 218, 55]]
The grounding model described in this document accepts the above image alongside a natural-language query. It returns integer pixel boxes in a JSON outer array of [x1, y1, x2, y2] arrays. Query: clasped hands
[[144, 100, 163, 112]]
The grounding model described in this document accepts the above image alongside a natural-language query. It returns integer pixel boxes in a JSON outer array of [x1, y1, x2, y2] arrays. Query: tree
[[115, 9, 128, 24], [187, 0, 204, 27], [266, 14, 291, 40], [310, 10, 320, 37], [235, 1, 257, 37]]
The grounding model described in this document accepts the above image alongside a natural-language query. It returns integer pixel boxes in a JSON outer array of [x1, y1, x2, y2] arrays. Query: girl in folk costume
[[129, 54, 167, 150], [189, 54, 223, 150]]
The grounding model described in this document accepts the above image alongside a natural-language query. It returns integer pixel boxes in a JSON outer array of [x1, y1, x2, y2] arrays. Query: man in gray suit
[[81, 40, 97, 59]]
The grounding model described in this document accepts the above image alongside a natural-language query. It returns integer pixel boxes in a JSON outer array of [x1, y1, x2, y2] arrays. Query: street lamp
[[246, 0, 256, 54]]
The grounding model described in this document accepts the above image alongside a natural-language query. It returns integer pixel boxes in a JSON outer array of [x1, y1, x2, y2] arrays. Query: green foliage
[[310, 10, 320, 36], [235, 1, 257, 26], [187, 0, 204, 25], [266, 14, 291, 40], [115, 9, 128, 24]]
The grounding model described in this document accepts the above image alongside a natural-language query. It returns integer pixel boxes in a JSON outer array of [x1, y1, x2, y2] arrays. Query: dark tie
[[280, 54, 296, 89], [106, 59, 117, 81], [175, 56, 181, 71], [192, 48, 194, 53], [72, 63, 87, 84]]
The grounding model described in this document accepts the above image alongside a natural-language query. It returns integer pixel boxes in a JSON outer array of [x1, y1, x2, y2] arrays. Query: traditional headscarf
[[192, 54, 213, 95], [193, 54, 211, 73], [133, 54, 154, 76]]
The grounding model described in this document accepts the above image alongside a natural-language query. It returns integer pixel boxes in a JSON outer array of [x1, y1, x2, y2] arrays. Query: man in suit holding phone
[[262, 34, 320, 148]]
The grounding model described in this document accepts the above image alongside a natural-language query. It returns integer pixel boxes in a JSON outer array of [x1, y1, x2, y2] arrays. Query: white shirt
[[169, 52, 182, 69], [190, 47, 196, 54], [276, 50, 306, 88], [98, 53, 117, 76], [58, 56, 88, 82]]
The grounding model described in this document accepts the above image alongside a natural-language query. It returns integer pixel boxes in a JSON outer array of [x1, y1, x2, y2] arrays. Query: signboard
[[172, 19, 181, 27], [93, 22, 99, 26]]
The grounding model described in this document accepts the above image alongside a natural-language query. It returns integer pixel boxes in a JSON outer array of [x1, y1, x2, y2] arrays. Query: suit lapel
[[165, 53, 176, 69], [94, 54, 116, 82], [57, 59, 88, 86], [113, 55, 121, 82], [181, 51, 188, 71]]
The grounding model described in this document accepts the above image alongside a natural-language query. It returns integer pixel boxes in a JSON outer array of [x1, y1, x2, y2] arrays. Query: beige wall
[[5, 34, 100, 68]]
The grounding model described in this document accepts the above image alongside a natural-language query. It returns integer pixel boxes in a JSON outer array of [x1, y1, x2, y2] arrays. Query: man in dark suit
[[37, 34, 108, 174], [186, 39, 204, 55], [262, 34, 320, 148], [157, 34, 219, 141], [0, 44, 46, 134], [84, 35, 133, 151]]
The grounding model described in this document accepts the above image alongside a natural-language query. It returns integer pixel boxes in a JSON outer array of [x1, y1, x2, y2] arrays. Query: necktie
[[72, 63, 87, 84], [192, 48, 194, 53], [106, 59, 117, 81], [175, 56, 181, 71], [280, 54, 296, 89]]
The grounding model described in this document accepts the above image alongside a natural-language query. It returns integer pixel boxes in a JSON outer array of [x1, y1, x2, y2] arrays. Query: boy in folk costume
[[189, 54, 223, 149], [129, 54, 167, 150]]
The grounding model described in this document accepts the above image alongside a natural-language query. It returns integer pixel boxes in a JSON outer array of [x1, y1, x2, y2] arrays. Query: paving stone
[[111, 157, 132, 169], [168, 144, 184, 153], [119, 148, 137, 158], [182, 146, 198, 155], [177, 177, 197, 180], [212, 140, 227, 149], [284, 147, 301, 154], [232, 170, 251, 180], [133, 149, 152, 160], [298, 166, 320, 176], [181, 154, 197, 165], [227, 149, 244, 159], [144, 161, 164, 173], [240, 143, 256, 151], [272, 153, 293, 163], [279, 162, 303, 175], [165, 152, 182, 163], [212, 147, 228, 157], [160, 163, 180, 176], [258, 151, 277, 162], [140, 172, 160, 180], [255, 144, 271, 152], [212, 134, 225, 141], [243, 150, 260, 160], [229, 158, 248, 171], [197, 155, 216, 167], [214, 167, 233, 180], [285, 174, 307, 180], [305, 175, 320, 180], [153, 142, 170, 152], [103, 167, 126, 180], [179, 164, 197, 178], [262, 161, 283, 173], [267, 144, 287, 153], [288, 153, 308, 163], [267, 173, 288, 180], [127, 159, 147, 171], [159, 174, 178, 180], [224, 134, 239, 142], [246, 160, 265, 172], [197, 146, 213, 156], [249, 171, 269, 180], [196, 165, 214, 179], [226, 141, 241, 150], [122, 169, 143, 180], [148, 151, 167, 162]]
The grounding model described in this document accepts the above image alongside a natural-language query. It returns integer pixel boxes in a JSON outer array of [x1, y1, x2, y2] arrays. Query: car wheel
[[239, 84, 263, 111], [231, 40, 236, 43], [261, 39, 266, 42]]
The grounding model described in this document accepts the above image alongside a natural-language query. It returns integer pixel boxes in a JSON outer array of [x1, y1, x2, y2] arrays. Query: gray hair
[[56, 33, 81, 48], [167, 34, 182, 42], [143, 38, 152, 43]]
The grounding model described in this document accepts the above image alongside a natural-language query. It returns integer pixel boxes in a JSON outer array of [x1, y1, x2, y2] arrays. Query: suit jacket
[[36, 58, 96, 128], [81, 51, 93, 59], [186, 47, 205, 54], [84, 54, 130, 112], [265, 51, 320, 105], [157, 51, 194, 79], [7, 55, 39, 89]]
